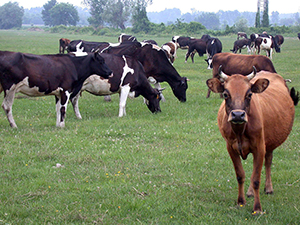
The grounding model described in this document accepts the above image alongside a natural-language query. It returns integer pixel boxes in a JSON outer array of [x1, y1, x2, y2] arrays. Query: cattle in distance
[[59, 38, 70, 53], [206, 52, 277, 98], [0, 51, 112, 128], [206, 68, 298, 214], [67, 40, 109, 53], [71, 52, 163, 118]]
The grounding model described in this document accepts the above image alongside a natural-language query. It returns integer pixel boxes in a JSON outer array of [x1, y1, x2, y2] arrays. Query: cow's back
[[251, 72, 294, 150]]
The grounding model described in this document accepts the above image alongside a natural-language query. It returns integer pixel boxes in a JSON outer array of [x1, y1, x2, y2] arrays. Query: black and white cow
[[118, 34, 138, 43], [254, 36, 280, 59], [172, 36, 194, 49], [230, 38, 252, 54], [205, 37, 223, 69], [67, 40, 109, 53], [0, 51, 112, 128], [161, 41, 178, 64], [71, 52, 162, 118], [274, 35, 284, 50], [101, 41, 188, 102]]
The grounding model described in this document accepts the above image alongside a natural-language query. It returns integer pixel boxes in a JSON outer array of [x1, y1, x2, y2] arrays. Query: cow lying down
[[71, 52, 163, 118], [0, 50, 112, 128]]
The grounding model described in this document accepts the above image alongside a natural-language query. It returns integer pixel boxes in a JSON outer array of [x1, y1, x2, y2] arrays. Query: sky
[[5, 0, 300, 14]]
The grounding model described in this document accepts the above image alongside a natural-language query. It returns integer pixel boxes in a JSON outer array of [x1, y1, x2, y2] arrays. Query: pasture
[[0, 30, 299, 224]]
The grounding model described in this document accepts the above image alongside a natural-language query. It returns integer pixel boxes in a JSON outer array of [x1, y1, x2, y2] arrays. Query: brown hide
[[59, 38, 70, 54], [207, 71, 295, 213], [207, 52, 277, 98]]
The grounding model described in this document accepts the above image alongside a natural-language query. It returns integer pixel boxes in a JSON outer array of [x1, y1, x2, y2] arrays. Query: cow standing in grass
[[206, 68, 297, 214]]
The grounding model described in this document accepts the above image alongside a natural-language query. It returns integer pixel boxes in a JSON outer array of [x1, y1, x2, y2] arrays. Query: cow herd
[[0, 32, 299, 215]]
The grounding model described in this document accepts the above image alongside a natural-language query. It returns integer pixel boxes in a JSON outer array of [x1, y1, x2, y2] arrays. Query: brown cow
[[59, 38, 70, 53], [161, 41, 177, 64], [206, 53, 277, 98], [206, 68, 296, 214]]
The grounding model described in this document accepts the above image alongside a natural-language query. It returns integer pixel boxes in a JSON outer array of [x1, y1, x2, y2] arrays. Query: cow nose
[[229, 110, 247, 124]]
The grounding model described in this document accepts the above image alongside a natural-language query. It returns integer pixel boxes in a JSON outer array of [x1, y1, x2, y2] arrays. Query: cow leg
[[118, 84, 130, 117], [264, 150, 274, 194], [227, 145, 246, 207], [185, 50, 191, 63], [248, 146, 265, 213], [56, 91, 70, 127], [191, 51, 196, 63], [2, 89, 17, 128], [70, 93, 82, 119]]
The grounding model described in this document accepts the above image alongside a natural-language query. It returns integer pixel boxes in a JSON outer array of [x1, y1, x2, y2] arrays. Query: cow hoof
[[252, 211, 265, 216]]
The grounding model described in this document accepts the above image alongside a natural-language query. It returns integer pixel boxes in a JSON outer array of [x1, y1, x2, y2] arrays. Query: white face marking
[[73, 51, 88, 57]]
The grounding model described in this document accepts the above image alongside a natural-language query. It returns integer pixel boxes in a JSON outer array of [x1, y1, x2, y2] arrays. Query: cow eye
[[222, 92, 229, 99], [246, 92, 253, 99]]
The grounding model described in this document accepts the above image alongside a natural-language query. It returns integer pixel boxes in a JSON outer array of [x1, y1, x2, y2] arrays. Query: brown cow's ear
[[251, 78, 269, 93], [206, 78, 224, 93]]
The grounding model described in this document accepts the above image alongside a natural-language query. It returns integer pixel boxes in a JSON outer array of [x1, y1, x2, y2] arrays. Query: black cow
[[71, 52, 162, 118], [298, 33, 300, 40], [67, 40, 109, 53], [101, 42, 188, 102], [230, 38, 252, 54], [205, 37, 223, 69], [0, 51, 112, 128], [184, 38, 207, 63], [274, 35, 284, 49], [172, 36, 194, 49]]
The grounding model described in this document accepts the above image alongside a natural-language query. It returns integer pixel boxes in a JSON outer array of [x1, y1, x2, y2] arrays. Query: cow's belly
[[13, 77, 62, 97], [83, 75, 114, 96]]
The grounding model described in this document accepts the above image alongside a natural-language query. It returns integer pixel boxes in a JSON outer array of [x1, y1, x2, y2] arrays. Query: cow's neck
[[231, 123, 248, 160]]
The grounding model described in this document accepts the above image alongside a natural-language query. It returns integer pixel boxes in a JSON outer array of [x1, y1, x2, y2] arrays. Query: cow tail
[[290, 87, 299, 106]]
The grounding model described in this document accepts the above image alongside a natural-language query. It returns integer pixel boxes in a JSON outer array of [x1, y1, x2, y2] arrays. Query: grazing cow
[[205, 37, 223, 69], [67, 40, 109, 53], [184, 38, 207, 63], [71, 53, 162, 118], [254, 36, 280, 58], [206, 68, 296, 214], [230, 38, 252, 54], [206, 52, 277, 98], [161, 41, 178, 64], [101, 42, 188, 102], [59, 38, 70, 53], [274, 35, 284, 50], [0, 51, 112, 128], [237, 32, 247, 39], [118, 34, 138, 43], [172, 36, 194, 49]]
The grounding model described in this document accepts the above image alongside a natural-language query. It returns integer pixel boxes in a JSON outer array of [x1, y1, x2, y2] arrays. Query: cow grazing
[[0, 51, 112, 128], [172, 36, 194, 49], [59, 38, 70, 53], [184, 38, 207, 63], [206, 52, 277, 98], [67, 40, 109, 53], [206, 68, 296, 214], [230, 38, 252, 54], [254, 35, 280, 58], [101, 42, 188, 102], [205, 37, 223, 69], [274, 35, 284, 49], [161, 41, 178, 64], [118, 34, 138, 43], [71, 53, 162, 118], [237, 32, 247, 39]]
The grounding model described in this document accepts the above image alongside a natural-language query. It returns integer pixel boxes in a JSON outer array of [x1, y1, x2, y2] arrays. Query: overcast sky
[[5, 0, 300, 14]]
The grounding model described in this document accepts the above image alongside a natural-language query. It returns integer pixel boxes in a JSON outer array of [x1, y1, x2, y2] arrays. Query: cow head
[[206, 66, 269, 125], [205, 57, 213, 69], [145, 88, 163, 114], [172, 77, 188, 102], [90, 52, 113, 79]]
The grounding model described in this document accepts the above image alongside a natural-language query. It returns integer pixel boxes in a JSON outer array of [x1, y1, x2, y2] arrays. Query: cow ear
[[206, 78, 224, 93], [251, 78, 269, 93]]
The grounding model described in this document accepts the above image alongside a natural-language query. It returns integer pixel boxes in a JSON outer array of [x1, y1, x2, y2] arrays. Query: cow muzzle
[[228, 110, 248, 124]]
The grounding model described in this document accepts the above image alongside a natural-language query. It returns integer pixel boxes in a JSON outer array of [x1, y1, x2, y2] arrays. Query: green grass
[[0, 30, 300, 224]]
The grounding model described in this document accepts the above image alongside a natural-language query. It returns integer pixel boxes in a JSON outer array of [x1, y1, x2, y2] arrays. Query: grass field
[[0, 30, 300, 224]]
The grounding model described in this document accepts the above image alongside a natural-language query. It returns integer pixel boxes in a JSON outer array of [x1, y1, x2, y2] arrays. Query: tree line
[[0, 0, 299, 34]]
